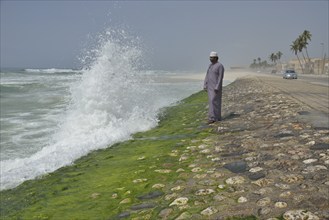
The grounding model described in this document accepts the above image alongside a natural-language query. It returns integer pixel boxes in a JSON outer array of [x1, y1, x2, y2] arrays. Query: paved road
[[255, 73, 329, 129]]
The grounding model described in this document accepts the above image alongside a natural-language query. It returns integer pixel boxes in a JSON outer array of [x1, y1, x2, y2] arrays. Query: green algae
[[1, 91, 214, 219], [0, 88, 263, 219]]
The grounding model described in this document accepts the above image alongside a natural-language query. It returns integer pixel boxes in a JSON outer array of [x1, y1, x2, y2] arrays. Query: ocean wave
[[24, 68, 81, 74], [0, 28, 158, 190], [0, 27, 204, 191]]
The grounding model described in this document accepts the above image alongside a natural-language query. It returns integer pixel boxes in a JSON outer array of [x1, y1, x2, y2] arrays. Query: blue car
[[283, 70, 298, 79]]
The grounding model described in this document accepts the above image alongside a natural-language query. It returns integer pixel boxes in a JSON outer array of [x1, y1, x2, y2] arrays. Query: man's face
[[210, 56, 217, 64]]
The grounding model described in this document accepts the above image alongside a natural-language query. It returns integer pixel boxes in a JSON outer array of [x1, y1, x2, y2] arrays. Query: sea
[[0, 30, 210, 190]]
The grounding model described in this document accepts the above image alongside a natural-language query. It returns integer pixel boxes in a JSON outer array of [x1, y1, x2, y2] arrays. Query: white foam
[[24, 68, 80, 74], [0, 29, 177, 190]]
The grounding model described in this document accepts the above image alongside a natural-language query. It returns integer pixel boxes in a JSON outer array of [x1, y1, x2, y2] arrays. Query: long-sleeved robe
[[203, 62, 225, 121]]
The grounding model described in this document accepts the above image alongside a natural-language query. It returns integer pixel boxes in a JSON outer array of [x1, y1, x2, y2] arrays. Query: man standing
[[204, 51, 225, 124]]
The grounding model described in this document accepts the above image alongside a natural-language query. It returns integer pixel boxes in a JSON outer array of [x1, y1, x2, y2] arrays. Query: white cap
[[209, 51, 218, 57]]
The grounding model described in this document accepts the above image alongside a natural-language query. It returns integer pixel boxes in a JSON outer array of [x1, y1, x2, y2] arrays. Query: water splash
[[0, 29, 160, 190]]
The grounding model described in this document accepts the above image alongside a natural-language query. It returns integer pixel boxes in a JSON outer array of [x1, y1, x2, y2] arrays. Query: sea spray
[[0, 29, 168, 190]]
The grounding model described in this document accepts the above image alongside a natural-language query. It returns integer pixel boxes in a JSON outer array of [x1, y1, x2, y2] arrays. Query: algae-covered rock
[[283, 210, 319, 220], [169, 197, 188, 206], [225, 176, 245, 185]]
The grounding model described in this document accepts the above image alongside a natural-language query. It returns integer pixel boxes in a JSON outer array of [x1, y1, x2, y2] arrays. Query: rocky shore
[[114, 77, 329, 219], [1, 76, 328, 219]]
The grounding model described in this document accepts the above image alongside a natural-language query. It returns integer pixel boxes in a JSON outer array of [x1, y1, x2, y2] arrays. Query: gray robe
[[204, 62, 225, 121]]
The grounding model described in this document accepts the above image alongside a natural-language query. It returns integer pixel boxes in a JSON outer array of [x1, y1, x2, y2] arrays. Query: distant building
[[286, 57, 328, 74]]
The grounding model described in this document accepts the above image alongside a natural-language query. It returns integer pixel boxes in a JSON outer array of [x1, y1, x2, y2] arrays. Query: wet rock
[[280, 191, 292, 198], [152, 183, 165, 189], [211, 157, 221, 162], [306, 141, 316, 146], [258, 207, 271, 216], [119, 198, 131, 204], [247, 172, 266, 181], [243, 104, 255, 113], [280, 174, 304, 183], [191, 167, 203, 172], [303, 158, 318, 164], [283, 209, 319, 220], [137, 190, 164, 200], [90, 193, 100, 199], [130, 203, 156, 210], [308, 196, 329, 209], [154, 169, 172, 173], [298, 111, 310, 115], [275, 201, 287, 208], [137, 156, 146, 160], [312, 172, 328, 181], [221, 151, 246, 158], [223, 161, 248, 173], [117, 211, 130, 219], [249, 167, 264, 172], [193, 174, 207, 179], [112, 193, 118, 199], [225, 176, 245, 185], [238, 196, 248, 203], [158, 208, 173, 219], [213, 194, 226, 201], [230, 124, 249, 132], [195, 189, 215, 196], [170, 197, 188, 206], [257, 197, 271, 207], [175, 212, 192, 220], [200, 149, 210, 154], [252, 178, 274, 187], [274, 130, 294, 138], [253, 187, 273, 196], [132, 178, 148, 183], [200, 207, 218, 216], [275, 183, 291, 190], [310, 143, 329, 150], [171, 186, 184, 191], [179, 155, 189, 161], [198, 179, 216, 186], [165, 193, 177, 201], [198, 144, 208, 149], [303, 165, 327, 173], [211, 172, 225, 178]]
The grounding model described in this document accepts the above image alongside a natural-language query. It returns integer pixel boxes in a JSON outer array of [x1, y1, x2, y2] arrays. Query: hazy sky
[[1, 1, 328, 71]]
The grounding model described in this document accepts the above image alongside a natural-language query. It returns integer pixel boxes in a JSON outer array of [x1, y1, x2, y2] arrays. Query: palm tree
[[276, 51, 283, 71], [269, 53, 277, 64], [301, 30, 312, 63], [290, 40, 304, 73], [276, 51, 283, 63], [250, 59, 257, 68], [296, 36, 307, 64], [257, 57, 261, 65], [301, 30, 313, 73]]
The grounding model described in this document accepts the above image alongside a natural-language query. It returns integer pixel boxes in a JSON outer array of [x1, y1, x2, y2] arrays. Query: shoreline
[[166, 70, 261, 83], [1, 76, 328, 219]]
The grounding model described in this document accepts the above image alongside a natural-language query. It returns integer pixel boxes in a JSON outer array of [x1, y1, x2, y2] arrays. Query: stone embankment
[[115, 76, 329, 219]]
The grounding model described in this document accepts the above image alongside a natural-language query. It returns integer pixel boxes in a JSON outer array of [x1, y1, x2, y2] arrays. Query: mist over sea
[[0, 30, 205, 190]]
